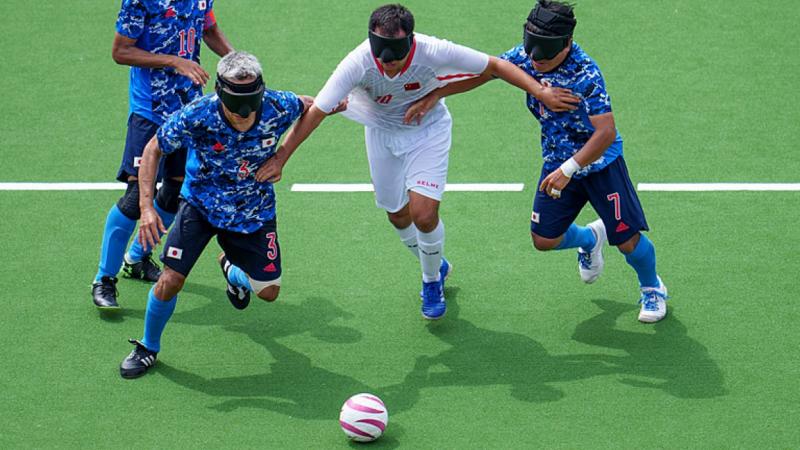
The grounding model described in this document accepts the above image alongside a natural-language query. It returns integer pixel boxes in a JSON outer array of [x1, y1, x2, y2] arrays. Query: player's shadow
[[382, 289, 724, 406], [571, 299, 726, 398], [382, 288, 616, 406], [157, 291, 406, 423]]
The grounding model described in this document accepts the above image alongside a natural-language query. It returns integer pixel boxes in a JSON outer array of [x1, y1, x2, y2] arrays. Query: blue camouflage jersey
[[116, 0, 217, 125], [500, 42, 623, 178], [157, 90, 305, 233]]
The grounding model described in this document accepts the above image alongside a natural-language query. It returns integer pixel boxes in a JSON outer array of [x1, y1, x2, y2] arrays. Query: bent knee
[[616, 232, 641, 254], [387, 212, 408, 229], [256, 285, 280, 302], [156, 269, 185, 297], [413, 215, 438, 232], [531, 233, 559, 252]]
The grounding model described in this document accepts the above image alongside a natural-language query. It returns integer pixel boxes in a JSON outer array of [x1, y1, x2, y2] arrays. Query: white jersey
[[314, 33, 490, 132]]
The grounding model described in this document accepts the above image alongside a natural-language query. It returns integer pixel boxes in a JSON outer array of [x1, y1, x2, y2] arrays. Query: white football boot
[[577, 219, 607, 284], [638, 276, 668, 323]]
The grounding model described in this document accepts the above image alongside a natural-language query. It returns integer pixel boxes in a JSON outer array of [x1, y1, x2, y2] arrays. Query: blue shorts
[[116, 113, 187, 182], [531, 156, 648, 246], [161, 201, 282, 281]]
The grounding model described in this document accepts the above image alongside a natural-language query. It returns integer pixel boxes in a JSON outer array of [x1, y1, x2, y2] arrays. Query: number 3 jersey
[[116, 0, 217, 125], [157, 90, 305, 233], [314, 33, 490, 133]]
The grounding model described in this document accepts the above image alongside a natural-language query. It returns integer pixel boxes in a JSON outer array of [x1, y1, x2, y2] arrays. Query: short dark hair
[[369, 4, 415, 37], [526, 0, 576, 37]]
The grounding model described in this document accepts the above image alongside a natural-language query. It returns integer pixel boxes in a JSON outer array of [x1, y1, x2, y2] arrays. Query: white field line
[[0, 182, 126, 191], [290, 183, 525, 192], [637, 183, 800, 192], [1, 182, 799, 192]]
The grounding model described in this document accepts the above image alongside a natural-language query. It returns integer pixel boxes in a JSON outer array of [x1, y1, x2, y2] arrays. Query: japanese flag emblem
[[198, 0, 207, 10], [133, 157, 142, 168], [167, 246, 183, 260], [262, 137, 276, 148], [531, 211, 540, 223]]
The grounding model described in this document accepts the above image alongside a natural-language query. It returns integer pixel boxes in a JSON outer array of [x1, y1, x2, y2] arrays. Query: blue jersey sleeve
[[156, 108, 192, 155], [576, 66, 613, 117], [274, 90, 305, 128], [499, 44, 529, 69], [115, 0, 147, 40]]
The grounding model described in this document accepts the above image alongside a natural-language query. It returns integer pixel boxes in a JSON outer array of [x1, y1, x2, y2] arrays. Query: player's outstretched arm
[[255, 104, 329, 183], [487, 57, 579, 112], [404, 72, 494, 125], [112, 33, 210, 86], [202, 24, 234, 57], [137, 136, 167, 249]]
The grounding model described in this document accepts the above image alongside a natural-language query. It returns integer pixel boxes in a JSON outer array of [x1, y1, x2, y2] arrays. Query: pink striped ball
[[339, 393, 389, 442]]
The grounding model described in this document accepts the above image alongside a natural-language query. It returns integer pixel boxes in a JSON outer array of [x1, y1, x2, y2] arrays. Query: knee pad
[[155, 178, 182, 214], [116, 181, 141, 220]]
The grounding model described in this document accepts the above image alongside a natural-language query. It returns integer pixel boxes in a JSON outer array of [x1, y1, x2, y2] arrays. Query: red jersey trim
[[398, 38, 417, 75], [203, 10, 217, 30], [437, 73, 479, 81], [372, 54, 385, 75]]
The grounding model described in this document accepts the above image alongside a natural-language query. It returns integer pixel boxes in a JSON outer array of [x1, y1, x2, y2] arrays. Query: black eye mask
[[215, 74, 265, 117], [523, 1, 575, 61], [523, 27, 570, 61], [368, 31, 414, 63]]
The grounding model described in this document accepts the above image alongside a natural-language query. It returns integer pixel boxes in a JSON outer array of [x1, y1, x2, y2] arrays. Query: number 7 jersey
[[314, 33, 490, 132]]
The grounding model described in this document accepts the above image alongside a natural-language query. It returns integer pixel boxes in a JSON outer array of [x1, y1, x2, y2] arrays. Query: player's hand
[[256, 153, 285, 183], [404, 92, 440, 125], [330, 99, 349, 115], [172, 57, 210, 86], [139, 206, 167, 251], [539, 168, 571, 199], [539, 87, 580, 112]]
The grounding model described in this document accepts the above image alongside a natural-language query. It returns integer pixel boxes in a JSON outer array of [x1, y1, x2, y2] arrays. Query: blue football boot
[[421, 280, 446, 320]]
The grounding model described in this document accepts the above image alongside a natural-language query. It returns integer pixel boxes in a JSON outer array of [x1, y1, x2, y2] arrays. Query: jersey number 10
[[177, 27, 197, 57], [375, 95, 393, 105]]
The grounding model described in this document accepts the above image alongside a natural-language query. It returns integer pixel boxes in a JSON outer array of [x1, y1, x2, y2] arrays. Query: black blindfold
[[215, 74, 265, 117], [368, 31, 414, 63]]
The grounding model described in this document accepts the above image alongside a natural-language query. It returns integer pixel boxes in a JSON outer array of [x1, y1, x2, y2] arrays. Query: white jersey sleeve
[[314, 47, 368, 114], [426, 38, 490, 82]]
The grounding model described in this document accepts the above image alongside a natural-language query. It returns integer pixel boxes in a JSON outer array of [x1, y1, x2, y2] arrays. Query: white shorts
[[364, 113, 453, 213]]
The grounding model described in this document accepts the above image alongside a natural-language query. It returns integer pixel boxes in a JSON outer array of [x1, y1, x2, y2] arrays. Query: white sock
[[395, 223, 420, 258], [417, 220, 444, 283]]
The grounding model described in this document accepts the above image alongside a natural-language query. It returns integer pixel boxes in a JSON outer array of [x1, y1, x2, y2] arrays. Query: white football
[[339, 393, 388, 442]]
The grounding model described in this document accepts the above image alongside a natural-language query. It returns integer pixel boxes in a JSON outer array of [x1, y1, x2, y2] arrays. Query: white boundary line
[[290, 183, 525, 192], [0, 183, 126, 191], [638, 183, 800, 192], [1, 182, 799, 192]]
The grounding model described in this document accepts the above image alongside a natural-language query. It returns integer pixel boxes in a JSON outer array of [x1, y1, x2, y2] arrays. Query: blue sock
[[227, 264, 252, 290], [555, 223, 597, 252], [141, 287, 177, 353], [623, 234, 659, 288], [95, 205, 137, 282], [127, 201, 176, 263]]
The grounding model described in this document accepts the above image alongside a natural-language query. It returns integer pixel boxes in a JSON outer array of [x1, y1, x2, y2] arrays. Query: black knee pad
[[156, 178, 182, 214], [116, 181, 141, 220]]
